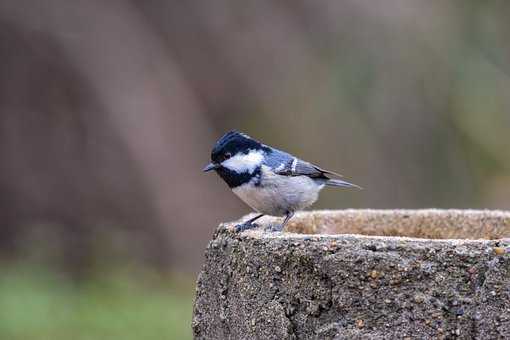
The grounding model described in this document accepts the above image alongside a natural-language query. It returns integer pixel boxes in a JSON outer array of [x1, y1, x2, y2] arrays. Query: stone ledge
[[193, 210, 510, 339]]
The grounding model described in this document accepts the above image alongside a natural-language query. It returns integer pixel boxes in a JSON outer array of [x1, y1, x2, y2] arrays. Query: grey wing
[[275, 157, 342, 179], [269, 152, 360, 188], [276, 157, 362, 189]]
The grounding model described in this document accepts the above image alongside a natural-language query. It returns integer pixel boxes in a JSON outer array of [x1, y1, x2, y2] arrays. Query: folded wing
[[274, 157, 361, 189]]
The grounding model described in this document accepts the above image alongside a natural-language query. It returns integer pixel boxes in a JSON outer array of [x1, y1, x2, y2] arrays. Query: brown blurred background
[[0, 1, 509, 338]]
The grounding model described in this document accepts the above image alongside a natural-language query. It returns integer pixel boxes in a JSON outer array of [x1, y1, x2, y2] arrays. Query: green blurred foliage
[[0, 265, 193, 340]]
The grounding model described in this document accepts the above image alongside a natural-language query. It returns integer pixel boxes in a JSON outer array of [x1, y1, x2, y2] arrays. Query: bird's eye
[[224, 152, 232, 160]]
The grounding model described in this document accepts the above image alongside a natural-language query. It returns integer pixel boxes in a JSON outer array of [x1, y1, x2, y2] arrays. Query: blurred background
[[1, 0, 510, 338]]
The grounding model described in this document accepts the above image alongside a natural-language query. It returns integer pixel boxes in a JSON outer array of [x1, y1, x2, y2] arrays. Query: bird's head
[[203, 131, 270, 187]]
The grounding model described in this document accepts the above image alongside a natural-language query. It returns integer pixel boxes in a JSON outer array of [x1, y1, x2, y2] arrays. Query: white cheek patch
[[222, 149, 264, 174]]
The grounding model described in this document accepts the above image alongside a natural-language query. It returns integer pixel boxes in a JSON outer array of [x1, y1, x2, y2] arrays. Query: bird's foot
[[265, 223, 284, 233], [235, 222, 259, 232]]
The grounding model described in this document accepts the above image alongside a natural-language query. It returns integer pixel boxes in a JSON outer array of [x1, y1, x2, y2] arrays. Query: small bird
[[203, 131, 360, 232]]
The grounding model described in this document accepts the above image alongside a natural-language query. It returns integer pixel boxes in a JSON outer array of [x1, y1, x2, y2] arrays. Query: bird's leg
[[235, 213, 264, 232], [270, 211, 294, 232]]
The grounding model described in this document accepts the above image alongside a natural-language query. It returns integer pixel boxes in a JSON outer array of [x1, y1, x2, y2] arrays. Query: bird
[[203, 130, 360, 232]]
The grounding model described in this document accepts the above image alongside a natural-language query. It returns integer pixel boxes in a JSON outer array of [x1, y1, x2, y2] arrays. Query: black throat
[[216, 166, 261, 188]]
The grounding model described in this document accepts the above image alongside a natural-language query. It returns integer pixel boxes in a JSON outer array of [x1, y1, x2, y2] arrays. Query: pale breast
[[232, 166, 324, 216]]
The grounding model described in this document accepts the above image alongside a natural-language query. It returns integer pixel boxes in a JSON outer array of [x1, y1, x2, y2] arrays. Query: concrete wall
[[193, 210, 510, 339]]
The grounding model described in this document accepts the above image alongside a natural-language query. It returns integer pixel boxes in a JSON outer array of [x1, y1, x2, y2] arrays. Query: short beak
[[203, 162, 218, 172]]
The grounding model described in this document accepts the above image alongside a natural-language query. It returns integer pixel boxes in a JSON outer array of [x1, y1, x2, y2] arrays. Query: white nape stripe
[[222, 149, 264, 174]]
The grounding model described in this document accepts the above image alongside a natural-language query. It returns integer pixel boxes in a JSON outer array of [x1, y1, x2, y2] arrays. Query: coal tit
[[203, 131, 360, 232]]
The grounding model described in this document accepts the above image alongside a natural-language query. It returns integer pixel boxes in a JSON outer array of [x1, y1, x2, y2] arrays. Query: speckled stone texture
[[192, 210, 510, 339]]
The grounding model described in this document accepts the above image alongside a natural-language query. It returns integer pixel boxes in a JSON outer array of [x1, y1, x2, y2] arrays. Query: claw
[[265, 223, 283, 232], [235, 222, 259, 232], [272, 224, 284, 232], [234, 214, 265, 232]]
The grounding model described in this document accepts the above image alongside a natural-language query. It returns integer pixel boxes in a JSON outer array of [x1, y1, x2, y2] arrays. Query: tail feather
[[326, 179, 362, 189]]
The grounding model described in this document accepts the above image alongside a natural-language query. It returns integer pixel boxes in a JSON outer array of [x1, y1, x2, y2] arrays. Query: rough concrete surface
[[192, 210, 510, 339]]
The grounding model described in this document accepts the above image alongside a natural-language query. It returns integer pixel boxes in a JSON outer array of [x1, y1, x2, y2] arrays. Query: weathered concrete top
[[252, 209, 510, 240], [193, 210, 510, 339]]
